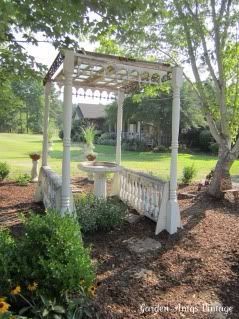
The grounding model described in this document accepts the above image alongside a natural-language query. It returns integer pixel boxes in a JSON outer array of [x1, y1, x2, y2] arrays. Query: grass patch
[[0, 133, 238, 181]]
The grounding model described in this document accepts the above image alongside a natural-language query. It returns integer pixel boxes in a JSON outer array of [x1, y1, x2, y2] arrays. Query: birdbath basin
[[78, 161, 121, 198]]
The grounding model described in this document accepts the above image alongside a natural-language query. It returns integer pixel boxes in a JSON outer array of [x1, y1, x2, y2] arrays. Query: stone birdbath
[[78, 161, 121, 198]]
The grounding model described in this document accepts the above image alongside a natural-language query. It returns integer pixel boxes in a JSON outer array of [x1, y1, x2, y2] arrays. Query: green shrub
[[59, 119, 88, 142], [96, 137, 116, 145], [209, 142, 219, 155], [199, 129, 214, 151], [75, 193, 126, 233], [0, 213, 96, 318], [15, 173, 31, 186], [152, 145, 169, 153], [16, 212, 94, 298], [0, 162, 10, 181], [122, 138, 149, 151], [182, 165, 197, 184], [0, 216, 94, 298], [96, 133, 116, 145], [0, 228, 16, 294]]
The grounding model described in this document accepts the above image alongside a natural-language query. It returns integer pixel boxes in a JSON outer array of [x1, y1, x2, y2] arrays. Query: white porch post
[[42, 81, 51, 166], [112, 90, 124, 196], [116, 90, 124, 165], [166, 66, 183, 234], [137, 121, 141, 140], [61, 50, 74, 214]]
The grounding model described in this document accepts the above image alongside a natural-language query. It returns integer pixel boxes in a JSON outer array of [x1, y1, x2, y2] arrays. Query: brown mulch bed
[[85, 185, 239, 319], [0, 179, 239, 318], [0, 181, 44, 235]]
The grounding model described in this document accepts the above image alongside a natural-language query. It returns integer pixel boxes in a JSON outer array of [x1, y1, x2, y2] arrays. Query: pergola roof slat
[[44, 49, 172, 93]]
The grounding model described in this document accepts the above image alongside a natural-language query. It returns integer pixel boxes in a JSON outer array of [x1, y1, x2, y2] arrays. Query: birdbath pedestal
[[78, 161, 121, 198]]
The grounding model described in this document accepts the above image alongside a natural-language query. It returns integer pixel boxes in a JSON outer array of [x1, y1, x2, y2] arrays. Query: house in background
[[73, 104, 108, 131], [122, 121, 171, 147], [72, 103, 171, 146]]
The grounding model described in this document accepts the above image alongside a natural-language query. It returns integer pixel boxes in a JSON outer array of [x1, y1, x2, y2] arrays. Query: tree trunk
[[208, 146, 234, 198]]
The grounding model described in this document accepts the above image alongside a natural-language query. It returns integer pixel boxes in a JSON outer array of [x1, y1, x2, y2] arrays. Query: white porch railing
[[118, 167, 169, 234], [35, 166, 74, 212]]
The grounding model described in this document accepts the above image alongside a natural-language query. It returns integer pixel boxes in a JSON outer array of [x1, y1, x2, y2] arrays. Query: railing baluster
[[118, 167, 168, 225]]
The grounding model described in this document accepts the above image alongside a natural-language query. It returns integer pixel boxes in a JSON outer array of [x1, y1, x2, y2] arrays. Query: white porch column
[[42, 81, 51, 166], [137, 121, 141, 140], [116, 90, 124, 165], [61, 50, 74, 214], [112, 90, 124, 196], [166, 66, 183, 234]]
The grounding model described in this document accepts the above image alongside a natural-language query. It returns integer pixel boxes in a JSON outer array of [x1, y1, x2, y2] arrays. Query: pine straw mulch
[[0, 179, 239, 318]]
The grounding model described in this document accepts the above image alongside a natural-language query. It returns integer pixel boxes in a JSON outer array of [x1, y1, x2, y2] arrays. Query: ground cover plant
[[1, 133, 239, 182], [0, 211, 97, 318], [75, 193, 127, 233], [0, 162, 10, 181], [15, 173, 31, 186], [182, 165, 197, 184]]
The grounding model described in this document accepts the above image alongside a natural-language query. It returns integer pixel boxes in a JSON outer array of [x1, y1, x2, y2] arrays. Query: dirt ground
[[0, 179, 239, 319]]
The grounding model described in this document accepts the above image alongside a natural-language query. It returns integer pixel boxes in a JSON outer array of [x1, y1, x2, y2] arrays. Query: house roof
[[75, 104, 107, 119]]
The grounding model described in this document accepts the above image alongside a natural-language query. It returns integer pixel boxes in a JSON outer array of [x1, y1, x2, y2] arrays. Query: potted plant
[[82, 125, 96, 161], [29, 152, 41, 182], [82, 125, 96, 182]]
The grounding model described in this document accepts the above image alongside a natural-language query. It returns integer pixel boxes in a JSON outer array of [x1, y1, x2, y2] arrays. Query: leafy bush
[[0, 213, 94, 298], [96, 137, 116, 145], [152, 145, 169, 153], [101, 132, 115, 139], [199, 129, 214, 151], [16, 211, 94, 298], [0, 162, 10, 181], [59, 119, 88, 143], [15, 173, 31, 186], [178, 144, 188, 153], [122, 138, 149, 151], [0, 213, 97, 318], [209, 142, 219, 155], [182, 165, 197, 184], [0, 228, 16, 294], [75, 193, 126, 233], [58, 129, 63, 140], [180, 127, 202, 149]]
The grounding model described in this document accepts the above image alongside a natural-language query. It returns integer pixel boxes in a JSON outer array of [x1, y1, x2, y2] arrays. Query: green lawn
[[0, 133, 238, 181]]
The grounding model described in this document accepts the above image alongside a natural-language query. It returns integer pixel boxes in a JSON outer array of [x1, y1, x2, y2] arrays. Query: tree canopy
[[97, 0, 239, 196], [106, 82, 206, 137]]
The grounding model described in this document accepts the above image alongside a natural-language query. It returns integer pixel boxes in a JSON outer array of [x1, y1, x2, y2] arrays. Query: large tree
[[0, 0, 139, 76], [0, 1, 138, 133], [106, 82, 205, 140], [96, 0, 239, 197]]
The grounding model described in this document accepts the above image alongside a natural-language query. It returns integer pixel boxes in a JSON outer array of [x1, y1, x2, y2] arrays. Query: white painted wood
[[36, 166, 74, 212], [156, 182, 169, 235], [137, 121, 141, 134], [166, 66, 183, 234], [42, 81, 51, 166], [61, 50, 74, 214], [118, 168, 169, 234], [116, 91, 124, 165]]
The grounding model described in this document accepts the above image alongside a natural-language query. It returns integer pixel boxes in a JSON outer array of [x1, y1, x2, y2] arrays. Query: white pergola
[[42, 49, 183, 234]]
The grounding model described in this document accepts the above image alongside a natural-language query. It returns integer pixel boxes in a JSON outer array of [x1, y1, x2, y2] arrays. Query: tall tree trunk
[[208, 145, 234, 198]]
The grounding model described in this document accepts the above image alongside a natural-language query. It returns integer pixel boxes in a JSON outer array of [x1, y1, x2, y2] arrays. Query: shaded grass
[[0, 133, 238, 181]]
